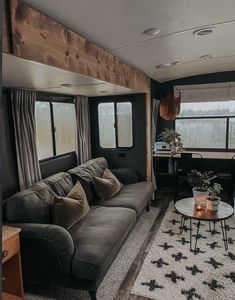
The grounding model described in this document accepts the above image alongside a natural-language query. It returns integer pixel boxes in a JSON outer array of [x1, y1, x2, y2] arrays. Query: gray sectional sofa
[[3, 157, 154, 300]]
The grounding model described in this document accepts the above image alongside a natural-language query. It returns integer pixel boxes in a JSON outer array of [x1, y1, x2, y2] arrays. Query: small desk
[[153, 151, 235, 174], [2, 226, 24, 300], [153, 151, 235, 160]]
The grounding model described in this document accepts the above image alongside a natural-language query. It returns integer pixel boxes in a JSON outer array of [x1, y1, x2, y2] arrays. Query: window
[[36, 101, 76, 160], [229, 118, 235, 149], [98, 101, 133, 148], [53, 103, 76, 155], [35, 102, 54, 159], [175, 100, 235, 150]]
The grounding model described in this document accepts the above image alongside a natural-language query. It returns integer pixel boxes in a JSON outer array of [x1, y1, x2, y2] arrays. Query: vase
[[206, 196, 221, 211], [192, 188, 209, 206]]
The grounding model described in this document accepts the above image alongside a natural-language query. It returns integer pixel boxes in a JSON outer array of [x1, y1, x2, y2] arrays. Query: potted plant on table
[[206, 183, 223, 211], [158, 128, 183, 154], [188, 170, 216, 206]]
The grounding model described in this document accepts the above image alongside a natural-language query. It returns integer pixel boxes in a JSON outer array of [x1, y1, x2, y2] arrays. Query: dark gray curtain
[[11, 89, 41, 190], [152, 99, 160, 191], [74, 95, 92, 164]]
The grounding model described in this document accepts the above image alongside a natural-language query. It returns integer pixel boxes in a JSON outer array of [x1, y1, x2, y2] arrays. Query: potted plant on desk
[[188, 170, 216, 206], [206, 183, 223, 211], [158, 128, 183, 154]]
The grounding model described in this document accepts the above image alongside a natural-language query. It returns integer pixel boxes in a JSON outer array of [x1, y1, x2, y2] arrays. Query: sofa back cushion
[[68, 157, 108, 204], [68, 157, 108, 182], [5, 182, 55, 223], [43, 172, 73, 197]]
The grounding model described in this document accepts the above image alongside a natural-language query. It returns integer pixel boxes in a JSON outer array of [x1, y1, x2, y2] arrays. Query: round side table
[[175, 197, 234, 251]]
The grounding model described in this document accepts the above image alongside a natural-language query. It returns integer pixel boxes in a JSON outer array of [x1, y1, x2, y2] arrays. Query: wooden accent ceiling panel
[[3, 0, 152, 182], [6, 0, 150, 93]]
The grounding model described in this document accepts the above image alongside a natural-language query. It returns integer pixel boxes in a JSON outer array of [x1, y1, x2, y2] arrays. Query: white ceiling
[[2, 54, 138, 96], [23, 0, 235, 82]]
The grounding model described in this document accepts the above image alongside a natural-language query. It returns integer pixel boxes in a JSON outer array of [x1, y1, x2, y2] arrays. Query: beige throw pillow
[[51, 180, 90, 230], [92, 168, 123, 201]]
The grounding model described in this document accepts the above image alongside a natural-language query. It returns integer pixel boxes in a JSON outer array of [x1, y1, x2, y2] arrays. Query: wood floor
[[114, 190, 172, 300]]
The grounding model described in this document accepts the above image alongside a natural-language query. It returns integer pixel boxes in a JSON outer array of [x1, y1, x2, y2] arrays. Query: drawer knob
[[2, 250, 9, 258]]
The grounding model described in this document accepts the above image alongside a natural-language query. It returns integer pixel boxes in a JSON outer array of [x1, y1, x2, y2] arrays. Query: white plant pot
[[206, 196, 221, 211], [193, 188, 209, 205]]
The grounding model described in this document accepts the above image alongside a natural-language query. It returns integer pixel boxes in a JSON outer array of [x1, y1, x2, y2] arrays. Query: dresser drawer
[[2, 234, 20, 264]]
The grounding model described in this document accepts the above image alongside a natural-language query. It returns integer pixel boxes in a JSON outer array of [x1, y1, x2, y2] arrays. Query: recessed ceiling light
[[143, 27, 160, 37], [155, 63, 171, 69], [61, 83, 73, 87], [171, 61, 181, 66], [199, 54, 216, 60], [100, 90, 108, 94], [193, 27, 214, 36]]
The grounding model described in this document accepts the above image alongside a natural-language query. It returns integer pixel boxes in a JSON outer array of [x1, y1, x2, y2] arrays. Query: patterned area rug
[[131, 202, 235, 300]]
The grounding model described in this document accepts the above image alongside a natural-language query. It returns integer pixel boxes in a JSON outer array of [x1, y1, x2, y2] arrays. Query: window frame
[[36, 93, 76, 161], [175, 114, 235, 151], [97, 97, 134, 150]]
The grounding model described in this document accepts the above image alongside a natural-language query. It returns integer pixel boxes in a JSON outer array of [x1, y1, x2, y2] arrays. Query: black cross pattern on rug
[[192, 233, 207, 239], [225, 224, 235, 231], [206, 241, 222, 249], [151, 258, 169, 268], [224, 252, 235, 261], [179, 225, 191, 232], [203, 279, 224, 291], [172, 252, 188, 262], [162, 229, 175, 236], [186, 264, 203, 276], [192, 248, 205, 255], [227, 237, 235, 245], [181, 287, 203, 300], [165, 271, 185, 283], [141, 279, 164, 291], [224, 271, 235, 283], [176, 237, 190, 245], [158, 242, 174, 250], [206, 229, 221, 235], [169, 218, 180, 225], [204, 258, 224, 269]]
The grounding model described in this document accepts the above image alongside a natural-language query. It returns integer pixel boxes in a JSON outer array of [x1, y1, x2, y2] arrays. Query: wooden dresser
[[2, 226, 24, 300]]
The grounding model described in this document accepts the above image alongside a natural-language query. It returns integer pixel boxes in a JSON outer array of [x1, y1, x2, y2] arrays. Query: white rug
[[131, 202, 235, 300]]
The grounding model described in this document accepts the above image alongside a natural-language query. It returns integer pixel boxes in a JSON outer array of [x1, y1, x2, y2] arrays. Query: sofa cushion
[[69, 206, 136, 281], [43, 172, 73, 197], [52, 196, 90, 230], [68, 157, 108, 204], [92, 168, 123, 200], [51, 181, 90, 230], [5, 182, 55, 223], [101, 182, 154, 217]]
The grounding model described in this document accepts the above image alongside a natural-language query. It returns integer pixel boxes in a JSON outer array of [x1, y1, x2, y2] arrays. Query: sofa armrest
[[6, 223, 75, 280], [110, 168, 139, 184]]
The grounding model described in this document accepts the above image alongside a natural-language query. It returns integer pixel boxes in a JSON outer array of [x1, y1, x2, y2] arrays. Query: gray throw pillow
[[92, 168, 123, 201], [51, 181, 90, 230]]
